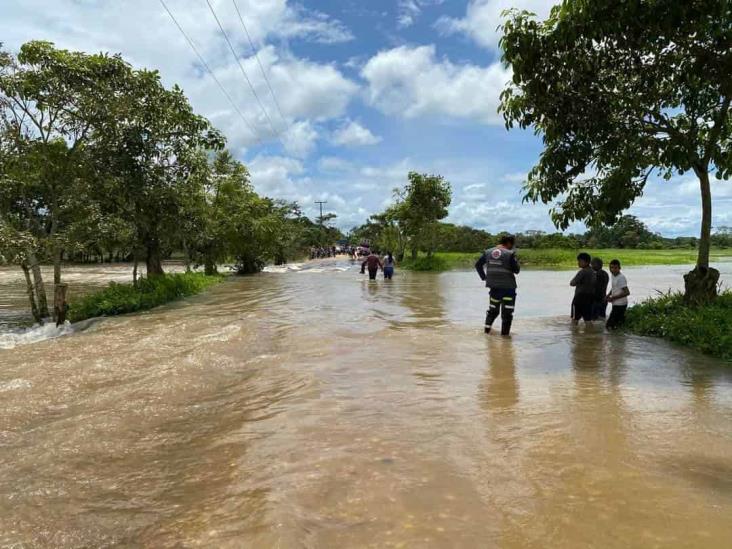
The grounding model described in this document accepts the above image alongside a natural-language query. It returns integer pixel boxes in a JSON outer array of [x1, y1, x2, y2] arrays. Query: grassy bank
[[400, 248, 732, 271], [625, 291, 732, 361], [68, 272, 224, 323]]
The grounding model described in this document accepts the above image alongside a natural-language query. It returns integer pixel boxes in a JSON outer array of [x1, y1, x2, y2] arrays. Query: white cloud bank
[[361, 45, 511, 124], [0, 0, 359, 154], [437, 0, 556, 50]]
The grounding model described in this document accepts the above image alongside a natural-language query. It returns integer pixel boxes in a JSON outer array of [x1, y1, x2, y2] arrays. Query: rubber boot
[[485, 309, 498, 334], [501, 319, 512, 336]]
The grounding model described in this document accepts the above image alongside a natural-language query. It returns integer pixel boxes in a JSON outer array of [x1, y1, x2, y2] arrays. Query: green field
[[401, 248, 732, 271]]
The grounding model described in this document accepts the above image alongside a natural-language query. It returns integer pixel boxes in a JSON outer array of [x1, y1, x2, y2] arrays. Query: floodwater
[[1, 261, 731, 547]]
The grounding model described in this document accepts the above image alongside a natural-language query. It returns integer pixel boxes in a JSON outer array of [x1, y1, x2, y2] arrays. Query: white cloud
[[397, 0, 422, 28], [361, 45, 511, 124], [277, 4, 354, 44], [437, 0, 556, 50], [0, 1, 358, 153], [282, 119, 319, 158], [397, 0, 445, 29], [331, 120, 382, 147], [318, 156, 355, 172]]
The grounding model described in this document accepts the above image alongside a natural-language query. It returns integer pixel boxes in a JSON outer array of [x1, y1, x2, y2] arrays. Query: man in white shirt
[[606, 259, 630, 329]]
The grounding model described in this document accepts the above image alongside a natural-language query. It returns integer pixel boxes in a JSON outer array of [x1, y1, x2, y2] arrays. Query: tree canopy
[[499, 0, 732, 300]]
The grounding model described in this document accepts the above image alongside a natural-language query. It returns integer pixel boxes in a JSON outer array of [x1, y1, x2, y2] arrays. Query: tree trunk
[[54, 283, 68, 326], [145, 239, 165, 276], [183, 240, 192, 273], [696, 169, 712, 269], [684, 168, 719, 304], [27, 251, 49, 319], [53, 247, 62, 285], [133, 253, 139, 288], [21, 263, 41, 323], [204, 255, 217, 276]]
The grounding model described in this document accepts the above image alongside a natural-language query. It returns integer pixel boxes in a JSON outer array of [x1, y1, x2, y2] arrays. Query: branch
[[703, 95, 731, 165]]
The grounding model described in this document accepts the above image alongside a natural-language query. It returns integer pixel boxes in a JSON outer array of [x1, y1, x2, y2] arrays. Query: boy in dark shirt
[[570, 252, 596, 325], [591, 257, 610, 320]]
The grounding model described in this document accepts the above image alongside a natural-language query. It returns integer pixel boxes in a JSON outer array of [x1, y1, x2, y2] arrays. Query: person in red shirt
[[361, 251, 383, 280]]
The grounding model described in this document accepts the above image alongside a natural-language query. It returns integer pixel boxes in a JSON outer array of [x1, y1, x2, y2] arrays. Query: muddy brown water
[[1, 261, 731, 547]]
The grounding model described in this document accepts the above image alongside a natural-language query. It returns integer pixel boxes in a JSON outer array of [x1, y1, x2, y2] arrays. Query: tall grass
[[401, 248, 732, 271], [625, 291, 732, 361], [68, 272, 224, 322]]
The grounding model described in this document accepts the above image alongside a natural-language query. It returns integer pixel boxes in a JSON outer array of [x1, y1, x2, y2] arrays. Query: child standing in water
[[570, 252, 596, 325], [606, 259, 630, 329], [383, 252, 395, 280]]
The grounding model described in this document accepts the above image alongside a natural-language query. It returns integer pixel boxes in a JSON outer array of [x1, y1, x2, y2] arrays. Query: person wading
[[361, 250, 383, 280], [475, 235, 521, 335]]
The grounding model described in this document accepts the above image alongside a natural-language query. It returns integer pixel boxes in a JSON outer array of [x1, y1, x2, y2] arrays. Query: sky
[[2, 0, 730, 236]]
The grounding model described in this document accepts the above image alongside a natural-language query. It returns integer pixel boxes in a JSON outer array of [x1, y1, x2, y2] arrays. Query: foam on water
[[0, 321, 75, 350]]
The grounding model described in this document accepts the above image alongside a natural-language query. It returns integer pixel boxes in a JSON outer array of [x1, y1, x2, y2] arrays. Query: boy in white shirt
[[606, 259, 630, 329]]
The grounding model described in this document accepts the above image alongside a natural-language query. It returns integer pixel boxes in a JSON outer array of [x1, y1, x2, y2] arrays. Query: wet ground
[[0, 260, 731, 547]]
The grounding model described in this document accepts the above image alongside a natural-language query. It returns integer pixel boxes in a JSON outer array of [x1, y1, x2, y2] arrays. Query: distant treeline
[[384, 216, 731, 253]]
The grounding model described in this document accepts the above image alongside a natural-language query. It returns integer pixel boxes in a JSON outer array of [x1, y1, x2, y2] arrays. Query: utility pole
[[314, 200, 328, 246], [314, 200, 327, 227]]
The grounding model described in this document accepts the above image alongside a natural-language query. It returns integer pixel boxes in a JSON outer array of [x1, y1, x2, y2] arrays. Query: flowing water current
[[1, 260, 731, 547]]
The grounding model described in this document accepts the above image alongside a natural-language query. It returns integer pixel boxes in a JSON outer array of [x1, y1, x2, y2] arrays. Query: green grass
[[401, 248, 732, 271], [625, 291, 732, 361], [68, 272, 224, 323]]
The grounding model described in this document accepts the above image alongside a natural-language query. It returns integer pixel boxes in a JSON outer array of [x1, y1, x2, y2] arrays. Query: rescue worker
[[475, 234, 520, 335]]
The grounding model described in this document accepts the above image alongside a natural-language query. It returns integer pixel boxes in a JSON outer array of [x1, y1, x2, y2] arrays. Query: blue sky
[[2, 0, 730, 236]]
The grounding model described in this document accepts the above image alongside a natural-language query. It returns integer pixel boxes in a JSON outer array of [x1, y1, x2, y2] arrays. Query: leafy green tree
[[500, 1, 731, 303], [584, 215, 661, 249], [396, 172, 452, 258], [0, 41, 132, 317], [93, 63, 224, 276]]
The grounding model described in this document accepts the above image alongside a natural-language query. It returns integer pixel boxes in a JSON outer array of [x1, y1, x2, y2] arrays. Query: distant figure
[[362, 251, 383, 280], [383, 252, 395, 280], [570, 252, 596, 325], [606, 259, 630, 329], [591, 257, 609, 320], [475, 234, 520, 336]]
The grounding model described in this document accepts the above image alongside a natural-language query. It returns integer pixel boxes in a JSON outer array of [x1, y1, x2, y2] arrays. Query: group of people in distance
[[475, 235, 631, 336], [360, 250, 396, 280], [309, 246, 338, 259]]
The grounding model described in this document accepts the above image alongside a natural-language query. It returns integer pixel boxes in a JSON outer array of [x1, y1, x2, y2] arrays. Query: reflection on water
[[0, 261, 731, 547]]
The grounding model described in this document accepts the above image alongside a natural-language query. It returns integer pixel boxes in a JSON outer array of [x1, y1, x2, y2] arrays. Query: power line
[[232, 0, 288, 127], [158, 0, 261, 144], [205, 0, 284, 146], [314, 200, 328, 225]]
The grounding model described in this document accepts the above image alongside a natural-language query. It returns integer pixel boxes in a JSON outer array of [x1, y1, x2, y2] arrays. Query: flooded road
[[1, 261, 731, 547]]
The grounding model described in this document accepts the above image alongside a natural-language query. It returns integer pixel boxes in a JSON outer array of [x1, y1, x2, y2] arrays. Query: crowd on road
[[309, 246, 338, 259], [475, 235, 631, 336]]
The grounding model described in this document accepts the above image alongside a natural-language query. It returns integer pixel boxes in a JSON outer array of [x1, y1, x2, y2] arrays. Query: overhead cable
[[205, 0, 285, 146], [232, 0, 288, 127], [158, 0, 261, 144]]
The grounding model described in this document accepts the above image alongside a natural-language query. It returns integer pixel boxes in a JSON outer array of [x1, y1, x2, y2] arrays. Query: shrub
[[400, 255, 449, 271], [68, 272, 223, 323], [625, 291, 732, 361]]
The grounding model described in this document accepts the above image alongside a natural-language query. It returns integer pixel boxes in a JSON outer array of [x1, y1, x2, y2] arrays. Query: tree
[[0, 41, 132, 318], [500, 1, 732, 303], [397, 172, 452, 258], [584, 215, 661, 249], [93, 63, 224, 276]]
